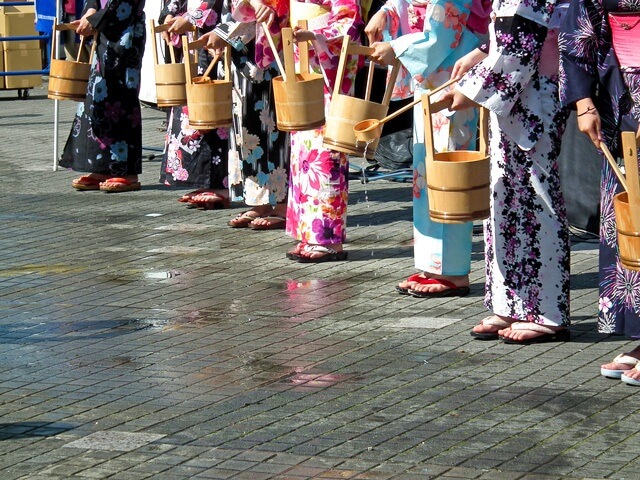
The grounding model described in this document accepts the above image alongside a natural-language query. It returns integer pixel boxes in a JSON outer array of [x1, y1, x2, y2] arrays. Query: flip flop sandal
[[499, 322, 570, 345], [601, 354, 640, 379], [249, 215, 286, 230], [470, 315, 513, 340], [72, 175, 102, 191], [99, 178, 141, 193], [396, 273, 432, 295], [189, 193, 230, 210], [407, 278, 470, 298], [290, 244, 348, 263], [228, 211, 261, 228]]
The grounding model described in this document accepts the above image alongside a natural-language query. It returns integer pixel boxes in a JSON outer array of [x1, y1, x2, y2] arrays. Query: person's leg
[[402, 95, 473, 295], [489, 81, 570, 342]]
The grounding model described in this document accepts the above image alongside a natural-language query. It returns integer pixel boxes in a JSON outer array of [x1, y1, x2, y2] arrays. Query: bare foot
[[498, 322, 569, 344], [471, 315, 515, 339], [397, 272, 431, 293], [622, 366, 640, 385]]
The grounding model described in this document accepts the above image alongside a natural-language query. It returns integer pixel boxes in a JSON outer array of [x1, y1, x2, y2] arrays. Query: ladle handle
[[375, 78, 458, 127], [261, 23, 286, 82], [601, 143, 629, 192], [201, 53, 221, 79]]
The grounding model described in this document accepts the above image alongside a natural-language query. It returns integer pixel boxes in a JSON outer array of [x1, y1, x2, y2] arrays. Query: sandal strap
[[613, 354, 640, 367], [508, 322, 561, 334], [303, 244, 338, 254], [480, 316, 512, 328]]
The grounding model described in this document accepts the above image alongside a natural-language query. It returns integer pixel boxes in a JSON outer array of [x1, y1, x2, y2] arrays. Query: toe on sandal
[[621, 370, 640, 386], [178, 188, 209, 203], [601, 354, 640, 379], [190, 193, 230, 210], [470, 315, 513, 341], [499, 322, 570, 345], [290, 244, 348, 263], [99, 177, 141, 193], [228, 211, 261, 228], [396, 273, 429, 295], [249, 215, 286, 230], [72, 175, 102, 191]]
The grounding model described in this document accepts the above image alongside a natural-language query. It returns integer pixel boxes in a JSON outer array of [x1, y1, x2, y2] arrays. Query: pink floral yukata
[[285, 0, 363, 246]]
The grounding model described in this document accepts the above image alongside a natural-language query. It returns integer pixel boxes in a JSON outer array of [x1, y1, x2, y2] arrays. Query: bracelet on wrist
[[577, 106, 596, 117]]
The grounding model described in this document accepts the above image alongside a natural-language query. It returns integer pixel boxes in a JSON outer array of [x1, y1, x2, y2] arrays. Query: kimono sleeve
[[558, 0, 601, 106], [88, 0, 143, 42], [457, 13, 547, 117], [389, 0, 479, 81]]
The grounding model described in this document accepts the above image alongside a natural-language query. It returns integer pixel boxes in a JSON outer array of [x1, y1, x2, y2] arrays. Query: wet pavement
[[0, 84, 638, 480]]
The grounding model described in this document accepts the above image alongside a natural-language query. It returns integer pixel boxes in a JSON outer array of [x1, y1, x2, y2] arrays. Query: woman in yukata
[[444, 0, 572, 343], [63, 0, 146, 193], [365, 0, 491, 296], [160, 0, 231, 209], [284, 0, 363, 262], [560, 0, 640, 382], [210, 0, 291, 229]]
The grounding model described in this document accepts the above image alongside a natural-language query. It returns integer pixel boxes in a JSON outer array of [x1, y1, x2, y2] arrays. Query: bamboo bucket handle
[[296, 20, 310, 75], [422, 80, 488, 162], [621, 131, 640, 229], [261, 23, 287, 82], [183, 37, 230, 83], [332, 38, 401, 107], [281, 27, 296, 82], [601, 143, 629, 192]]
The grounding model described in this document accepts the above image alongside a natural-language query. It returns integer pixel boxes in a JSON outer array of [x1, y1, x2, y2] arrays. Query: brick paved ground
[[0, 83, 638, 480]]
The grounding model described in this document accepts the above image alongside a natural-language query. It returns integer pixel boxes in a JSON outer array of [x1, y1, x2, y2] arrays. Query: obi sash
[[290, 0, 330, 29], [609, 12, 640, 68]]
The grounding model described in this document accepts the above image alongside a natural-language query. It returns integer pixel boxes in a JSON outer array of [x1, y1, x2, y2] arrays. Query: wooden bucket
[[183, 39, 232, 129], [47, 19, 96, 101], [423, 90, 490, 224], [270, 24, 325, 131], [322, 37, 400, 159], [149, 20, 195, 107], [614, 192, 640, 270], [605, 132, 640, 271]]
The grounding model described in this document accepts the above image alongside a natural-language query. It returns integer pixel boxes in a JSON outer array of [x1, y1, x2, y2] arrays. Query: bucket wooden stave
[[271, 24, 325, 131], [423, 91, 490, 224], [322, 39, 400, 159], [48, 19, 96, 101], [605, 132, 640, 271], [183, 38, 232, 129], [614, 191, 640, 271]]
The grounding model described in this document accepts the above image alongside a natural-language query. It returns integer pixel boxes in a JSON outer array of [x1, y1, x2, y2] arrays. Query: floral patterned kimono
[[560, 0, 640, 337], [159, 0, 229, 190], [381, 0, 483, 276], [285, 0, 363, 246], [227, 0, 290, 206], [458, 0, 571, 326], [60, 0, 146, 176]]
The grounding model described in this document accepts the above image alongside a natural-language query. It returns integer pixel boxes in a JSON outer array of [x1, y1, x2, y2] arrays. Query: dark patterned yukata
[[560, 0, 640, 338], [60, 0, 146, 177], [159, 0, 229, 189]]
